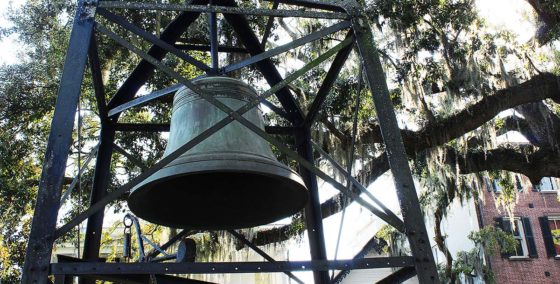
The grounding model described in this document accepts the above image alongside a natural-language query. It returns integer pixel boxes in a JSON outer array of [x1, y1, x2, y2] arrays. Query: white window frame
[[548, 216, 560, 257], [508, 217, 529, 259], [538, 177, 558, 192], [492, 180, 502, 192]]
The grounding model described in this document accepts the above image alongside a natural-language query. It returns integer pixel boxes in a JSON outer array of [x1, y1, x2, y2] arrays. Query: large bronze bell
[[128, 77, 308, 229]]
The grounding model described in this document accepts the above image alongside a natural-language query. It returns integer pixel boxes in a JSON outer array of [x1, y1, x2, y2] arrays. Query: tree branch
[[362, 73, 560, 152], [448, 146, 560, 184]]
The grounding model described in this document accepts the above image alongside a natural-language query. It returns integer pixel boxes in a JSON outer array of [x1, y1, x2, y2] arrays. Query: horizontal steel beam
[[114, 123, 170, 132], [263, 0, 346, 12], [108, 84, 183, 117], [98, 1, 349, 19], [174, 43, 248, 53], [51, 257, 414, 275], [223, 21, 351, 74], [56, 255, 213, 284]]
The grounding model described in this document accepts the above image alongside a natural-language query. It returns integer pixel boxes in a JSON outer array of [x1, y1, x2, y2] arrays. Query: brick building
[[479, 177, 560, 284]]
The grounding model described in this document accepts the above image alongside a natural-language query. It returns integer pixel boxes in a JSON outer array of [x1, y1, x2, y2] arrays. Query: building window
[[485, 177, 502, 192], [539, 216, 560, 258], [507, 218, 528, 257], [495, 217, 538, 258], [536, 177, 558, 192], [492, 180, 502, 192]]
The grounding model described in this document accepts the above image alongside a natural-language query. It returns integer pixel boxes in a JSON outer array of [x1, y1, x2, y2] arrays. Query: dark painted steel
[[265, 126, 300, 135], [174, 43, 248, 53], [58, 255, 215, 284], [303, 30, 354, 127], [228, 230, 305, 284], [50, 257, 414, 275], [209, 2, 219, 70], [296, 128, 330, 284], [54, 275, 70, 284], [113, 143, 148, 171], [150, 254, 177, 262], [222, 0, 304, 123], [263, 0, 346, 12], [123, 214, 146, 262], [108, 84, 182, 117], [128, 77, 308, 229], [97, 8, 211, 73], [74, 274, 214, 284], [349, 7, 440, 283], [100, 24, 402, 233], [98, 1, 348, 19], [80, 126, 115, 284], [22, 1, 96, 282], [223, 21, 351, 74], [377, 267, 417, 284], [57, 20, 327, 237], [311, 141, 404, 231], [88, 35, 108, 121], [260, 0, 279, 48], [146, 230, 191, 260], [106, 0, 207, 113]]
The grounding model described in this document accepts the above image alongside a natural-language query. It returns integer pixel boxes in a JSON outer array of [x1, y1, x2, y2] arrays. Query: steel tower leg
[[21, 1, 97, 283], [79, 126, 115, 284], [349, 8, 440, 284], [296, 128, 331, 284]]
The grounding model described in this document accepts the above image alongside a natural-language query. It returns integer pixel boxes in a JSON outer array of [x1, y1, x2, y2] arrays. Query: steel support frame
[[22, 0, 96, 282], [51, 257, 414, 275], [348, 5, 440, 283], [295, 128, 330, 284], [22, 1, 440, 283]]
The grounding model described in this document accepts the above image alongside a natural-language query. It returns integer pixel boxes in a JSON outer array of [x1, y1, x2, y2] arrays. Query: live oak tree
[[0, 0, 559, 282]]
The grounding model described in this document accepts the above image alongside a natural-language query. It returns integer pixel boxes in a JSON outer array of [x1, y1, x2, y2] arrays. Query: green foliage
[[451, 248, 495, 284], [375, 224, 409, 255], [468, 225, 517, 256], [439, 226, 516, 283]]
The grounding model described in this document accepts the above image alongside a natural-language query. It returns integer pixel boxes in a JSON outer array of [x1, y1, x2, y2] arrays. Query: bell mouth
[[128, 171, 308, 230]]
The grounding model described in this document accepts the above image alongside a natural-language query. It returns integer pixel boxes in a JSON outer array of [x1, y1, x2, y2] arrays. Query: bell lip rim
[[127, 169, 309, 230], [128, 167, 309, 199]]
